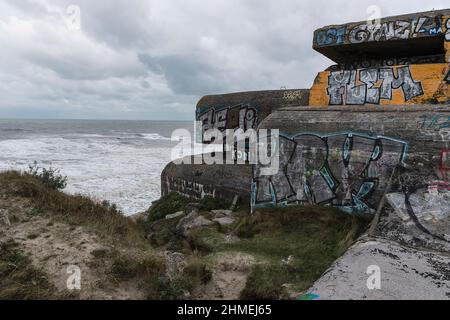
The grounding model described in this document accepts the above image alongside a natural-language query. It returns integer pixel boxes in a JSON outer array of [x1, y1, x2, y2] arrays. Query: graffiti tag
[[327, 66, 423, 105]]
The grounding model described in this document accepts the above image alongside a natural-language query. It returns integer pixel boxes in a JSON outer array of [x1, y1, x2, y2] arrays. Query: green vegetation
[[147, 192, 231, 223], [147, 192, 193, 223], [145, 194, 369, 299], [27, 161, 68, 191], [145, 256, 212, 300], [0, 170, 370, 300], [232, 206, 369, 299], [0, 240, 70, 300], [110, 250, 165, 280], [0, 170, 147, 247]]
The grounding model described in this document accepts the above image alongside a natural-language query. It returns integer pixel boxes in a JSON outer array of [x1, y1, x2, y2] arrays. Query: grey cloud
[[138, 53, 225, 95], [0, 0, 449, 120]]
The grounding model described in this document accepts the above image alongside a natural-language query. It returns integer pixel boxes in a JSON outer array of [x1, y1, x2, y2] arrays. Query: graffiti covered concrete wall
[[161, 154, 253, 203], [310, 10, 450, 106], [309, 64, 448, 106], [313, 11, 450, 48], [252, 131, 407, 214], [253, 105, 450, 214], [196, 89, 309, 143]]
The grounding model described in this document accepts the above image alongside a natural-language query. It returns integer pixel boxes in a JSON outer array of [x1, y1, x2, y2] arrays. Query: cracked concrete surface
[[307, 237, 450, 300]]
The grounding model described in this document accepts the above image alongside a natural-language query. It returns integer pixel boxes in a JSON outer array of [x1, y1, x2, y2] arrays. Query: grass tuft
[[0, 170, 147, 247], [0, 240, 71, 300]]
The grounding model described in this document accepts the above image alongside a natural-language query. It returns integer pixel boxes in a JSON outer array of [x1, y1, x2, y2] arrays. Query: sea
[[0, 119, 194, 216]]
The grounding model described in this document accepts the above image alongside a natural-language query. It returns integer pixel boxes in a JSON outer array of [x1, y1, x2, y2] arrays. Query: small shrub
[[0, 171, 147, 247], [183, 257, 212, 285], [185, 229, 213, 254], [111, 251, 164, 280], [146, 193, 232, 224], [147, 193, 192, 223], [90, 248, 109, 259], [28, 162, 67, 190], [240, 265, 283, 300], [197, 196, 231, 211], [144, 257, 212, 300]]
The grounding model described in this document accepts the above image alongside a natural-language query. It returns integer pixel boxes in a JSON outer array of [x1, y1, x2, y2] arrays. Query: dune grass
[[144, 191, 370, 300], [0, 170, 147, 247], [0, 240, 71, 300], [232, 206, 369, 299]]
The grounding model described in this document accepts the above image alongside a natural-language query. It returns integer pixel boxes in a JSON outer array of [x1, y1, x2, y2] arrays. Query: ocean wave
[[137, 133, 172, 141], [0, 136, 173, 215]]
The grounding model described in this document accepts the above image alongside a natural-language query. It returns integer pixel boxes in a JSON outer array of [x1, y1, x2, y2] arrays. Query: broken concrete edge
[[304, 235, 450, 300], [314, 9, 450, 38], [276, 104, 450, 112], [196, 89, 310, 114]]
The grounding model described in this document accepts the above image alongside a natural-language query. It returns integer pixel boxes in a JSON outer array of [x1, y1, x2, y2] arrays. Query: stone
[[185, 203, 201, 214], [0, 209, 11, 227], [224, 234, 240, 244], [281, 255, 295, 266], [213, 217, 235, 226], [163, 251, 186, 280], [176, 212, 213, 235], [211, 209, 233, 217], [165, 211, 185, 220]]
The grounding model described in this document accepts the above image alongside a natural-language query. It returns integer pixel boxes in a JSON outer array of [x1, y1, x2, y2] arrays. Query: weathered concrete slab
[[254, 105, 449, 214], [161, 154, 252, 205], [307, 237, 450, 300], [196, 89, 309, 142], [313, 9, 450, 63]]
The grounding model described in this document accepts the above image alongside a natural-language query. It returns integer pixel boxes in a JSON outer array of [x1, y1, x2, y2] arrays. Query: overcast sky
[[0, 0, 448, 120]]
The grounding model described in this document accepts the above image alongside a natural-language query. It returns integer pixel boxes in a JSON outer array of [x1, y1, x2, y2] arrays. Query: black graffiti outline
[[252, 132, 408, 214], [197, 103, 259, 142], [328, 66, 424, 105]]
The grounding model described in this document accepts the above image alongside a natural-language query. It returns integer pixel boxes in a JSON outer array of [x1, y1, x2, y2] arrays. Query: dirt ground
[[0, 196, 144, 300]]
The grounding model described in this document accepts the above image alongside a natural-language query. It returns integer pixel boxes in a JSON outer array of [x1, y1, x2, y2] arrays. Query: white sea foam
[[138, 133, 172, 141], [0, 135, 173, 215]]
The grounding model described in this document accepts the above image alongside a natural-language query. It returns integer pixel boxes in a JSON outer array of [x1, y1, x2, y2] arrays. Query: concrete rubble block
[[307, 238, 450, 300], [211, 209, 233, 217], [165, 211, 185, 220], [176, 211, 213, 235], [386, 191, 450, 242], [213, 217, 235, 226]]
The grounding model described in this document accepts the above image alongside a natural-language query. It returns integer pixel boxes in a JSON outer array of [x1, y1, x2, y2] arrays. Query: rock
[[165, 211, 185, 220], [163, 251, 187, 280], [224, 234, 240, 244], [176, 212, 213, 235], [213, 217, 235, 226], [129, 211, 148, 222], [281, 255, 295, 266], [185, 203, 201, 214], [0, 209, 11, 227], [211, 209, 233, 217]]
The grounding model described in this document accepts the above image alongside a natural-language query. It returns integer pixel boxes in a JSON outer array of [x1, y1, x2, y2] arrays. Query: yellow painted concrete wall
[[309, 14, 449, 107], [309, 63, 448, 106]]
